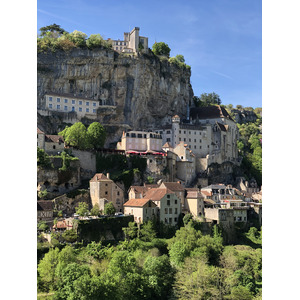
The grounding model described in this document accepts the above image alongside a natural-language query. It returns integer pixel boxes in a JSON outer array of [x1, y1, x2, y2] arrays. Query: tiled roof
[[37, 127, 44, 134], [53, 220, 73, 229], [190, 105, 234, 121], [160, 182, 185, 191], [204, 199, 215, 205], [144, 188, 174, 201], [144, 184, 159, 190], [90, 173, 111, 182], [201, 191, 212, 197], [45, 135, 64, 143], [129, 186, 148, 194], [124, 198, 153, 207], [37, 200, 54, 211]]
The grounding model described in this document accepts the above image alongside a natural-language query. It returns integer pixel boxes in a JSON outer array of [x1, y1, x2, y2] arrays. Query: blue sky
[[37, 0, 262, 108]]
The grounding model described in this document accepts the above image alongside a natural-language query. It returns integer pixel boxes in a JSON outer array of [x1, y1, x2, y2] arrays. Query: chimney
[[177, 181, 181, 184], [107, 173, 110, 179]]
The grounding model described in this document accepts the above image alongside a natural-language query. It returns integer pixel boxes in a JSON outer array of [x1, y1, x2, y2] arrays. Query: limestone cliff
[[37, 48, 193, 144]]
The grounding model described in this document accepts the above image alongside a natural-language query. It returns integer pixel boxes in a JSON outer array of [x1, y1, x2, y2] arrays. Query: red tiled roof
[[37, 127, 44, 134], [124, 198, 152, 207], [45, 135, 64, 143], [90, 173, 111, 182], [160, 182, 185, 191], [201, 191, 212, 197], [144, 188, 174, 201], [129, 186, 148, 194], [144, 184, 159, 190]]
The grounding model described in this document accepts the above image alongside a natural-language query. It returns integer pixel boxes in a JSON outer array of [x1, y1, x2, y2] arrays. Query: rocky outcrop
[[231, 109, 257, 124], [37, 49, 193, 145]]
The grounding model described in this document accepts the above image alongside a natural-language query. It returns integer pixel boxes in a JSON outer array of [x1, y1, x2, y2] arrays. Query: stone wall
[[71, 149, 97, 177]]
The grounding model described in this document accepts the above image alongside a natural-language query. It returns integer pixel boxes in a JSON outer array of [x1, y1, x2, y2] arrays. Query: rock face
[[37, 48, 193, 144], [231, 109, 257, 124]]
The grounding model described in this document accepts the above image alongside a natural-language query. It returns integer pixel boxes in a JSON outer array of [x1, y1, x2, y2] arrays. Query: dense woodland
[[38, 219, 262, 300]]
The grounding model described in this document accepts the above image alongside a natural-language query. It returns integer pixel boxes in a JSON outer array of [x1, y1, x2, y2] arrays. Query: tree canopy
[[152, 42, 171, 57], [59, 122, 106, 150], [193, 92, 222, 107]]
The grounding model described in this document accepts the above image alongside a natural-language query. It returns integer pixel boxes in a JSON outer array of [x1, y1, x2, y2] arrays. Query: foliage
[[90, 203, 100, 217], [183, 213, 193, 226], [37, 147, 52, 169], [59, 122, 106, 150], [123, 221, 138, 241], [104, 202, 116, 215], [146, 176, 154, 184], [169, 54, 191, 70], [86, 122, 106, 149], [39, 24, 67, 37], [62, 229, 78, 243], [75, 202, 89, 217], [86, 34, 103, 49], [140, 221, 157, 242], [152, 42, 171, 57], [38, 221, 49, 231], [38, 189, 48, 200], [59, 122, 88, 150], [193, 92, 222, 107], [68, 30, 87, 48]]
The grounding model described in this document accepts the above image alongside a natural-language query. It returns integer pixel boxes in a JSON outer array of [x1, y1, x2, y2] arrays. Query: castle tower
[[172, 115, 180, 147]]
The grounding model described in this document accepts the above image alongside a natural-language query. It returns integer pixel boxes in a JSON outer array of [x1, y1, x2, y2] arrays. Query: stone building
[[155, 106, 239, 171], [159, 182, 185, 210], [185, 188, 204, 217], [108, 27, 148, 54], [123, 198, 158, 223], [89, 173, 125, 213], [37, 127, 65, 155], [143, 187, 181, 226]]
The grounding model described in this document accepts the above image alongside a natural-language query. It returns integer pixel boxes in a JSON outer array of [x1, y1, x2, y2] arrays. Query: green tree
[[62, 229, 78, 243], [37, 247, 60, 291], [37, 221, 49, 231], [75, 202, 89, 217], [87, 122, 106, 149], [193, 92, 221, 107], [90, 203, 100, 216], [140, 221, 156, 242], [86, 34, 104, 49], [183, 213, 193, 226], [39, 24, 67, 37], [104, 202, 116, 215], [68, 30, 87, 48], [123, 221, 138, 240], [152, 42, 171, 57], [59, 122, 88, 149], [143, 254, 175, 299], [37, 147, 52, 168]]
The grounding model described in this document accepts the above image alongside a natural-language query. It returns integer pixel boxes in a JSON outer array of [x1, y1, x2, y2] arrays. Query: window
[[79, 101, 82, 105], [72, 107, 75, 111], [179, 138, 181, 141], [49, 104, 52, 108], [194, 145, 196, 149], [169, 218, 172, 223], [166, 138, 170, 142], [53, 145, 56, 149], [56, 98, 60, 102], [183, 138, 186, 142], [79, 107, 82, 112], [72, 99, 75, 104], [86, 102, 89, 106], [179, 130, 181, 134], [64, 99, 68, 103], [64, 106, 68, 111], [189, 138, 191, 142], [49, 96, 52, 101], [208, 145, 209, 148], [93, 102, 96, 107], [167, 200, 170, 206], [175, 208, 178, 214], [93, 109, 96, 113], [194, 139, 196, 142], [189, 131, 191, 134], [169, 208, 172, 214], [116, 47, 118, 50], [86, 108, 89, 112], [175, 199, 177, 204], [165, 218, 168, 224], [105, 191, 108, 195], [200, 146, 202, 149], [165, 208, 168, 214], [166, 130, 171, 134], [57, 105, 60, 109]]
